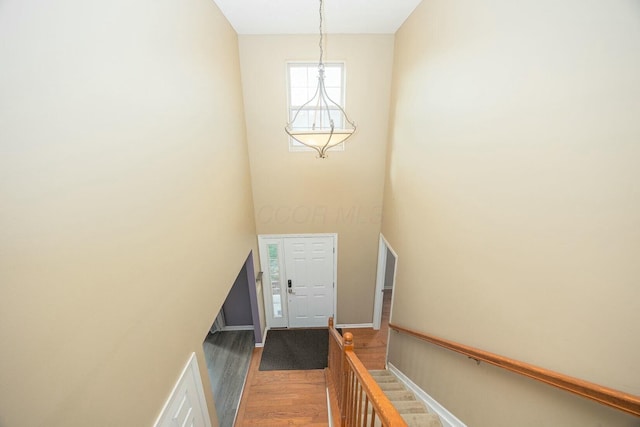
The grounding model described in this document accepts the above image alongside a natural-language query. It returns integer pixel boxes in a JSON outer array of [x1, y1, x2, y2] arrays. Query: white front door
[[259, 235, 336, 328], [284, 237, 335, 328]]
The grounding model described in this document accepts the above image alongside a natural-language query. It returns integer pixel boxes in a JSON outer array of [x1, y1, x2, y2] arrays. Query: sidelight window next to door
[[258, 234, 336, 329], [267, 242, 284, 320]]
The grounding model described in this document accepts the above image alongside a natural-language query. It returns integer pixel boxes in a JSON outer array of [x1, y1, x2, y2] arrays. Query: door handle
[[287, 279, 294, 294], [288, 288, 295, 294]]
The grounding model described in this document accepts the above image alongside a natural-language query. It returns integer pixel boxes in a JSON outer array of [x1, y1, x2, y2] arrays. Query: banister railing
[[327, 318, 345, 416], [327, 318, 408, 427], [389, 323, 640, 417]]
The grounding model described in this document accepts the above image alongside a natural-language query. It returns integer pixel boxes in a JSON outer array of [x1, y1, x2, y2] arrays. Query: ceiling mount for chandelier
[[285, 0, 357, 159]]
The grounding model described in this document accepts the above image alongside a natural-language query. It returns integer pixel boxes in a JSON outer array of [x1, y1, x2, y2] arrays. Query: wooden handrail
[[327, 317, 345, 425], [389, 323, 640, 417], [327, 318, 408, 426], [344, 345, 408, 426], [329, 322, 344, 352]]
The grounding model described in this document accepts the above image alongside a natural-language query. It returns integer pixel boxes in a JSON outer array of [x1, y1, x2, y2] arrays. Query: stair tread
[[371, 375, 398, 383], [378, 382, 406, 391], [401, 412, 442, 427], [392, 400, 429, 414], [369, 370, 394, 377], [362, 398, 427, 413], [366, 369, 444, 427], [369, 370, 399, 383], [382, 390, 416, 401], [364, 412, 441, 427]]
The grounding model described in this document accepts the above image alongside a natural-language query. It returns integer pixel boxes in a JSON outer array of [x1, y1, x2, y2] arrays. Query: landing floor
[[234, 347, 328, 426], [234, 290, 393, 426]]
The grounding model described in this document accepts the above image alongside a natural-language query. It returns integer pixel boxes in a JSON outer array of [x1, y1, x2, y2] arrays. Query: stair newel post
[[342, 332, 354, 427]]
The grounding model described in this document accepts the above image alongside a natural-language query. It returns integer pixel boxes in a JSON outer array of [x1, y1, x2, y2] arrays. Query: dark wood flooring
[[203, 330, 254, 427]]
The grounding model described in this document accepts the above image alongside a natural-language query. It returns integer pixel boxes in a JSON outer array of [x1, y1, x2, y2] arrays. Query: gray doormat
[[259, 328, 335, 371]]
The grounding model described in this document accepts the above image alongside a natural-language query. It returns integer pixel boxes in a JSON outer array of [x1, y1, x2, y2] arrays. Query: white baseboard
[[255, 326, 269, 347], [326, 387, 334, 427], [336, 323, 374, 329], [388, 363, 466, 427], [222, 325, 254, 331], [231, 349, 253, 427]]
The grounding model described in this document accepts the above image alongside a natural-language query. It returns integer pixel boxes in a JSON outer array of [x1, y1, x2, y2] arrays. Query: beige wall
[[0, 1, 256, 426], [239, 35, 394, 324], [384, 0, 640, 426]]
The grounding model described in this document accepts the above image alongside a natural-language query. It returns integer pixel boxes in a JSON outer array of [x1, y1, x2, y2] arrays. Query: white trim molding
[[388, 363, 466, 427], [154, 353, 212, 427], [373, 234, 399, 330], [326, 387, 334, 427], [222, 325, 254, 331], [336, 323, 374, 329], [255, 326, 269, 348]]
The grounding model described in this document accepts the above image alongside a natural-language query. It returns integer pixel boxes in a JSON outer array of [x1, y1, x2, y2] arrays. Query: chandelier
[[285, 0, 357, 159]]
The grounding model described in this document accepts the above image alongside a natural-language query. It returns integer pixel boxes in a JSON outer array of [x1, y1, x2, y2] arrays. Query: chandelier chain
[[284, 0, 356, 158], [318, 0, 324, 67]]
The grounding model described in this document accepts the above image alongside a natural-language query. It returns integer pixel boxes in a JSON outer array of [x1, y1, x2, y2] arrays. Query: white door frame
[[373, 234, 397, 330], [258, 233, 338, 329]]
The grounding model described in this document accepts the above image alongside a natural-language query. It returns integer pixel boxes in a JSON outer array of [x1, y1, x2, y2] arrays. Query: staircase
[[369, 370, 443, 427], [327, 319, 443, 427]]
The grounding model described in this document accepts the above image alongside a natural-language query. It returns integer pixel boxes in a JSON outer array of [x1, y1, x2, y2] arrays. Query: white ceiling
[[212, 0, 423, 35]]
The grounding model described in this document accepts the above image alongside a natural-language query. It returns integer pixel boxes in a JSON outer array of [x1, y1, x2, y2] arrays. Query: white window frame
[[285, 61, 347, 153]]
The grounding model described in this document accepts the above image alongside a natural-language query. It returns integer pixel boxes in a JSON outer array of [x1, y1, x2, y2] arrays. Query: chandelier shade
[[286, 129, 354, 149], [284, 0, 356, 158]]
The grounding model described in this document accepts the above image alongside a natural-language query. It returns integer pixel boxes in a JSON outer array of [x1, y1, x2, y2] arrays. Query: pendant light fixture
[[285, 0, 356, 159]]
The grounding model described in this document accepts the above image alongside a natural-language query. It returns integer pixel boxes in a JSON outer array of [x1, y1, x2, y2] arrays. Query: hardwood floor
[[203, 330, 254, 427], [233, 290, 393, 426], [234, 348, 328, 426], [344, 289, 392, 370]]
